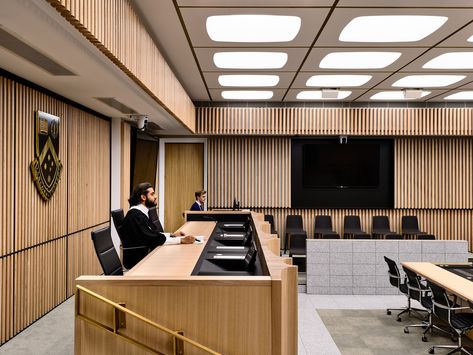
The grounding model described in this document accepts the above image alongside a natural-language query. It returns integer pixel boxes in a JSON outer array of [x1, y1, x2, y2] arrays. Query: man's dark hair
[[195, 190, 206, 199], [129, 182, 152, 206]]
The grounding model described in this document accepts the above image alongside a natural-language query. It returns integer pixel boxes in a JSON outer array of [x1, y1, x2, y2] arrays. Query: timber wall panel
[[47, 0, 195, 132], [0, 77, 14, 256], [67, 107, 110, 233], [121, 122, 131, 213], [0, 256, 14, 344], [14, 84, 68, 250], [66, 225, 106, 297], [197, 107, 473, 136], [14, 239, 66, 334]]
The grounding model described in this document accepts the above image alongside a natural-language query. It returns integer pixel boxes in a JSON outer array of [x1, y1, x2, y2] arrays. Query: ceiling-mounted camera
[[136, 115, 148, 131]]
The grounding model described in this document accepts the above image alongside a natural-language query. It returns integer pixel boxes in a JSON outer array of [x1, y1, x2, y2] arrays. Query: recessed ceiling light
[[319, 52, 401, 69], [296, 90, 352, 100], [306, 75, 372, 87], [213, 52, 288, 69], [444, 91, 473, 100], [423, 52, 473, 69], [218, 75, 280, 87], [392, 75, 465, 88], [206, 15, 301, 42], [221, 90, 274, 100], [339, 15, 447, 43], [370, 91, 431, 100]]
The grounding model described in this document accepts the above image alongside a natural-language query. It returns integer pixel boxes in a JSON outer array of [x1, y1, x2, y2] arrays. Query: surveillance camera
[[137, 116, 148, 131], [339, 136, 348, 144]]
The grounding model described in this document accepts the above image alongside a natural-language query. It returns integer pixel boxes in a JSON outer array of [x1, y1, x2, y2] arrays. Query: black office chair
[[417, 234, 435, 240], [313, 216, 340, 239], [428, 282, 473, 354], [116, 225, 150, 270], [264, 214, 277, 235], [285, 215, 304, 253], [402, 267, 449, 342], [343, 215, 370, 239], [384, 257, 425, 322], [372, 216, 398, 239], [111, 209, 125, 229], [402, 216, 427, 239], [148, 206, 164, 232], [91, 226, 123, 276]]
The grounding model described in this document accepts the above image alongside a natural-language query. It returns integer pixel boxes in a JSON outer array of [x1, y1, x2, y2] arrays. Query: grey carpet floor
[[317, 309, 473, 355]]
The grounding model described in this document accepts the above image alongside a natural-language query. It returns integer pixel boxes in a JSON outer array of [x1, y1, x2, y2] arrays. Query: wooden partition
[[0, 74, 110, 345], [46, 0, 195, 132], [199, 107, 473, 252]]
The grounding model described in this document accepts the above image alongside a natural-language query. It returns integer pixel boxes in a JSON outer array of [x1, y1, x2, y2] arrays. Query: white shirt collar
[[195, 200, 201, 206], [130, 204, 149, 218]]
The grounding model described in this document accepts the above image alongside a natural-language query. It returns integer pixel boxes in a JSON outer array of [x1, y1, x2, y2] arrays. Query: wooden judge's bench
[[74, 211, 297, 355]]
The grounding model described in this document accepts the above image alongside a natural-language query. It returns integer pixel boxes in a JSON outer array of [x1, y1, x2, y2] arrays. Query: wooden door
[[164, 143, 204, 231]]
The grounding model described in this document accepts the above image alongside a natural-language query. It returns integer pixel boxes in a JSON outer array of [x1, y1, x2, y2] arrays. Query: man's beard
[[145, 198, 156, 208]]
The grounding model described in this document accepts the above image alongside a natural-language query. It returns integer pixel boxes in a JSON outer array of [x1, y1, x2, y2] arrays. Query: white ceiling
[[133, 0, 473, 102]]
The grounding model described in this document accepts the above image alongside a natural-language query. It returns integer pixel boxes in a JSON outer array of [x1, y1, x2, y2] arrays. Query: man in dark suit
[[190, 190, 206, 211], [121, 182, 195, 268]]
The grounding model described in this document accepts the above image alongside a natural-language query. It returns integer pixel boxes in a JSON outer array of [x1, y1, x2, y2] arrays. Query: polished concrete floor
[[2, 293, 463, 355]]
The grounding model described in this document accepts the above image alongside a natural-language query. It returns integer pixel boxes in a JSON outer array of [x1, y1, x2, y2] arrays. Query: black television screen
[[292, 138, 394, 208], [302, 143, 380, 188]]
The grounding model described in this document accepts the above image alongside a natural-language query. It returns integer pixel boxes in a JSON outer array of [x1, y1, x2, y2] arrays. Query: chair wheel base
[[387, 310, 391, 315], [404, 328, 409, 334], [422, 336, 428, 342], [429, 348, 434, 354]]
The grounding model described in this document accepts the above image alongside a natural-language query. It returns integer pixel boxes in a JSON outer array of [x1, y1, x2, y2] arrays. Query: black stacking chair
[[148, 206, 164, 232], [372, 216, 399, 239], [313, 216, 339, 239], [264, 214, 277, 235], [91, 226, 123, 276], [428, 282, 473, 354], [285, 215, 304, 253], [111, 209, 125, 229], [402, 216, 427, 239], [343, 215, 370, 239], [385, 234, 403, 240], [322, 233, 340, 239], [402, 267, 448, 341], [289, 232, 306, 257], [384, 257, 425, 321], [417, 234, 435, 240]]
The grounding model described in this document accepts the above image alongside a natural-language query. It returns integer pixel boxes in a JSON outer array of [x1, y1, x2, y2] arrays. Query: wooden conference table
[[74, 212, 297, 355]]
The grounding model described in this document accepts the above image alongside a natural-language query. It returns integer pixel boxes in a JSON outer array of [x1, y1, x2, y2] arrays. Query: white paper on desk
[[194, 235, 205, 244]]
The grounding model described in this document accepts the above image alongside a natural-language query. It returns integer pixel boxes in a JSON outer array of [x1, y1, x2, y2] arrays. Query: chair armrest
[[121, 245, 148, 251]]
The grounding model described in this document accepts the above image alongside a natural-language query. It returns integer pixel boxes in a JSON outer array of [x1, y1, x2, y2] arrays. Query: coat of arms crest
[[30, 111, 62, 200]]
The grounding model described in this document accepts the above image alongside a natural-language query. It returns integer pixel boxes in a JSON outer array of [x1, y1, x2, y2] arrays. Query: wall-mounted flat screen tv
[[292, 138, 394, 208]]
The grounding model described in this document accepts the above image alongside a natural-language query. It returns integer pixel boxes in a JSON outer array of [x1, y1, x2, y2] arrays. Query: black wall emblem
[[30, 111, 62, 201]]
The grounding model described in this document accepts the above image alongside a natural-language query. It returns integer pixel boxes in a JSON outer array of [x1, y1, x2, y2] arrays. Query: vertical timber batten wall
[[198, 107, 473, 250], [46, 0, 195, 132], [0, 75, 109, 344]]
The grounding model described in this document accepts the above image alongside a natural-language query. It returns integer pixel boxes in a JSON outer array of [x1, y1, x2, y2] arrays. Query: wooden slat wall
[[121, 122, 131, 214], [396, 138, 473, 209], [197, 107, 473, 136], [46, 0, 195, 132], [0, 75, 110, 345], [0, 77, 14, 256], [68, 106, 110, 233], [254, 208, 473, 251], [208, 137, 291, 208]]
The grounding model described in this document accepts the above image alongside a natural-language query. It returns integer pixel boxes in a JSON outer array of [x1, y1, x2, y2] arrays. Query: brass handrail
[[75, 285, 221, 355]]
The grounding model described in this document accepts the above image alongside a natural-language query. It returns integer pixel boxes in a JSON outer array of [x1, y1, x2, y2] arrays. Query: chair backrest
[[289, 233, 307, 254], [344, 215, 361, 231], [264, 214, 277, 234], [148, 206, 164, 232], [428, 281, 452, 322], [372, 216, 390, 233], [111, 209, 125, 229], [402, 266, 423, 302], [286, 215, 303, 230], [384, 256, 401, 289], [322, 233, 340, 239], [402, 216, 420, 233], [417, 234, 435, 240], [385, 234, 403, 240], [91, 226, 123, 276], [314, 216, 333, 232]]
